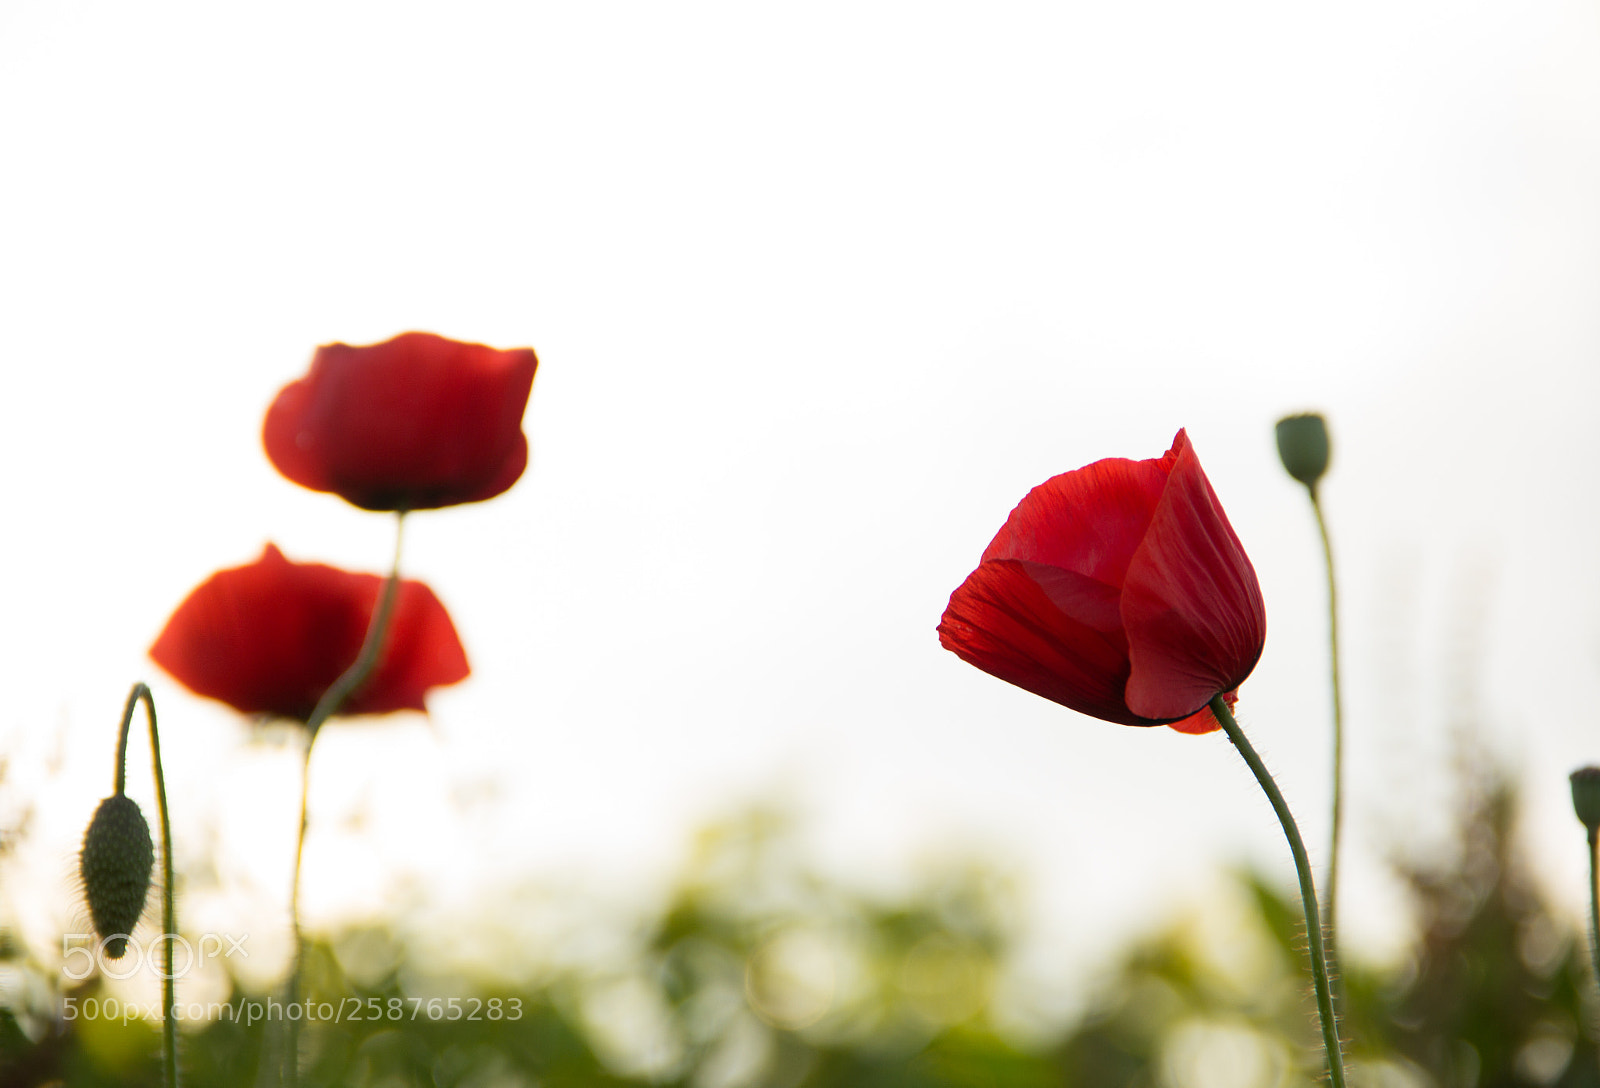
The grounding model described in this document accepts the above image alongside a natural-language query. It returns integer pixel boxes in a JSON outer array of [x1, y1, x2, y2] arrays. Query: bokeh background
[[3, 0, 1600, 1082]]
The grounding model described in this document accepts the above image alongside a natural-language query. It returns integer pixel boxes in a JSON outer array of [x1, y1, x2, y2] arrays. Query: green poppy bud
[[79, 794, 154, 959], [1573, 767, 1600, 835], [1275, 413, 1331, 489]]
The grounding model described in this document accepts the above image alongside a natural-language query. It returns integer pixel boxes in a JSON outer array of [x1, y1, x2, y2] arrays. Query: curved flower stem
[[1308, 486, 1345, 978], [1211, 693, 1346, 1088], [301, 514, 408, 750], [283, 512, 406, 1087], [115, 683, 178, 1088]]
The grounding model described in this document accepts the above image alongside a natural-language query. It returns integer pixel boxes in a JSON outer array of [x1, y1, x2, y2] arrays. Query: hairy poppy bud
[[80, 794, 154, 959], [1275, 413, 1331, 489], [1572, 767, 1600, 835]]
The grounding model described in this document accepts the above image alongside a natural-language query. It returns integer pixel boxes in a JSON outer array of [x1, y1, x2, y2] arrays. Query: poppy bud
[[80, 794, 154, 959], [1572, 767, 1600, 835], [1275, 413, 1331, 489]]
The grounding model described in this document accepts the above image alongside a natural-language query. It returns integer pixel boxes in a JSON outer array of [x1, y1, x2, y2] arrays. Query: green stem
[[1211, 693, 1346, 1088], [301, 514, 408, 749], [1588, 830, 1600, 1008], [1309, 486, 1344, 969], [116, 683, 178, 1088], [283, 513, 406, 1087]]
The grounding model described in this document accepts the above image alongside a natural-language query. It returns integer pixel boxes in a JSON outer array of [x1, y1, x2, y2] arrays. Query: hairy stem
[[1309, 486, 1344, 975], [116, 683, 178, 1088], [1588, 830, 1600, 1016], [1211, 693, 1346, 1088], [283, 513, 406, 1087]]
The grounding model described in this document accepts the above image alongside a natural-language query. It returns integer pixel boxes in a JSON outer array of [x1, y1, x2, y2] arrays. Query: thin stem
[[1309, 487, 1344, 963], [117, 683, 179, 1088], [301, 514, 408, 748], [282, 736, 315, 1088], [284, 512, 406, 1087], [1588, 830, 1600, 1009], [1211, 694, 1346, 1088]]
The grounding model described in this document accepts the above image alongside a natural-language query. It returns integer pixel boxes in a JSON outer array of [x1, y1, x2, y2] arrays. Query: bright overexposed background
[[2, 0, 1599, 1029]]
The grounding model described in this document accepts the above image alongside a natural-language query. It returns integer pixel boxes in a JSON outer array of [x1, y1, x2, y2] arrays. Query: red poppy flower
[[263, 332, 538, 512], [938, 429, 1265, 734], [149, 544, 470, 722]]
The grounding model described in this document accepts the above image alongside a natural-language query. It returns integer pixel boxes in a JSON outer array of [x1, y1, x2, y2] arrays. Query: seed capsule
[[1275, 413, 1331, 489], [79, 794, 154, 959], [1572, 767, 1600, 836]]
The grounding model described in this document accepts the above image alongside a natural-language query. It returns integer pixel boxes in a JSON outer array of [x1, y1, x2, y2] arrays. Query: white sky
[[3, 0, 1600, 1023]]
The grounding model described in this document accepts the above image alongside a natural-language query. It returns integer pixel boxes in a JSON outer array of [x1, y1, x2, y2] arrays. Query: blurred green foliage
[[4, 767, 1598, 1087]]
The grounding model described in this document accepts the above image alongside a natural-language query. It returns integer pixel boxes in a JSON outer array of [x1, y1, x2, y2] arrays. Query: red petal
[[1166, 707, 1221, 735], [351, 580, 471, 715], [939, 558, 1152, 725], [263, 332, 537, 512], [980, 454, 1171, 588], [150, 545, 470, 722], [1166, 689, 1237, 735], [1121, 432, 1266, 720]]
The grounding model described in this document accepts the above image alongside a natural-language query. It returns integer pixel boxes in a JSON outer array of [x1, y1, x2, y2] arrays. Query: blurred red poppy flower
[[263, 332, 538, 512], [938, 429, 1265, 734], [150, 544, 470, 722]]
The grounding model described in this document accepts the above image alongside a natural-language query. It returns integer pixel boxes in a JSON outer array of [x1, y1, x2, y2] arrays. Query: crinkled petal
[[1121, 431, 1266, 720], [939, 559, 1161, 726], [981, 454, 1171, 588]]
